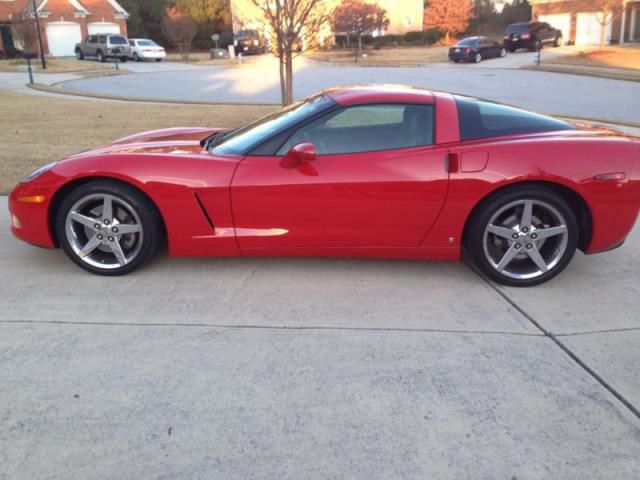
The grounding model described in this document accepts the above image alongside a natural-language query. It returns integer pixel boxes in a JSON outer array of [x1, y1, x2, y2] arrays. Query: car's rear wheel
[[97, 50, 105, 63], [465, 186, 578, 286], [474, 52, 482, 63], [56, 181, 163, 276], [133, 52, 140, 62], [500, 47, 507, 57], [554, 35, 563, 47]]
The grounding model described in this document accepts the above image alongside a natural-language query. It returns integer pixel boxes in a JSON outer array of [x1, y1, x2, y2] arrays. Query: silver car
[[75, 34, 131, 63]]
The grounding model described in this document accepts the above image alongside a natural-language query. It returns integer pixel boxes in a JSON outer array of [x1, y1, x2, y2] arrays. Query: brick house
[[0, 0, 128, 57], [530, 0, 640, 45]]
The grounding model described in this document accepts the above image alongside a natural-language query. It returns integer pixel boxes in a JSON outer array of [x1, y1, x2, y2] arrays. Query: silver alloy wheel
[[500, 48, 507, 57], [475, 53, 482, 63], [482, 199, 568, 280], [65, 193, 144, 270]]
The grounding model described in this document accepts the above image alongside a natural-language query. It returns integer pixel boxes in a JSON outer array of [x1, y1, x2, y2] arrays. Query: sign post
[[211, 33, 220, 50]]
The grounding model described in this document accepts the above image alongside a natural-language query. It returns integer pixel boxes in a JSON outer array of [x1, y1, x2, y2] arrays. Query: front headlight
[[21, 161, 57, 183]]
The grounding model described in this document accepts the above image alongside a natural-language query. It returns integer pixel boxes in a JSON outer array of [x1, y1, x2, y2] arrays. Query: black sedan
[[448, 36, 507, 63]]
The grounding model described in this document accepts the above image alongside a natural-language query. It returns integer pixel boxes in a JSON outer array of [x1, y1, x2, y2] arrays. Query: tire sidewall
[[465, 186, 579, 287], [55, 181, 161, 276]]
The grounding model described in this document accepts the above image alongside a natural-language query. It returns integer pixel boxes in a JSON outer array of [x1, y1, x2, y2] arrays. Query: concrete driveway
[[1, 195, 639, 479], [54, 55, 640, 123]]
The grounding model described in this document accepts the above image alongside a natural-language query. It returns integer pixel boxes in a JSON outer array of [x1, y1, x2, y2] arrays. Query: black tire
[[507, 47, 516, 53], [55, 180, 163, 276], [120, 57, 128, 63], [464, 185, 578, 287], [155, 58, 162, 62], [133, 52, 140, 62], [97, 50, 105, 63], [75, 48, 84, 60], [554, 35, 562, 47]]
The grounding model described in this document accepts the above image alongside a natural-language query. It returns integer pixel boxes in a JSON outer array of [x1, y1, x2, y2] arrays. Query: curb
[[521, 64, 640, 83], [27, 83, 279, 107]]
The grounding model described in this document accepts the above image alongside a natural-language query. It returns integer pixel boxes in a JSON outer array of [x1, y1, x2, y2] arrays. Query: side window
[[87, 35, 96, 43], [455, 96, 574, 141], [278, 104, 434, 156], [98, 35, 106, 43]]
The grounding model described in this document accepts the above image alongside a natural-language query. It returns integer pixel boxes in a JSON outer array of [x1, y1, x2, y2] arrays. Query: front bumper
[[9, 180, 57, 248]]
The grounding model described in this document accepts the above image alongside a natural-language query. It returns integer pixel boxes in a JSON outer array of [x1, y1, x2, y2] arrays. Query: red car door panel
[[231, 146, 450, 249]]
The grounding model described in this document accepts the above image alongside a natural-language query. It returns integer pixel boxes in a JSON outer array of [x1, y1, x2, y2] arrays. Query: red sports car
[[9, 86, 640, 286]]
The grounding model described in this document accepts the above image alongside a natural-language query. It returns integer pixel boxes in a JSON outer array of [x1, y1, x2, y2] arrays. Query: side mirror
[[280, 142, 316, 169]]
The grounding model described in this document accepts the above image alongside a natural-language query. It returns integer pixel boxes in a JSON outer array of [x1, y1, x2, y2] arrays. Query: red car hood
[[70, 127, 231, 157]]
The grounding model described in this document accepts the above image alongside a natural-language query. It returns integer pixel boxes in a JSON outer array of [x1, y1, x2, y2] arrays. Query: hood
[[72, 127, 231, 157]]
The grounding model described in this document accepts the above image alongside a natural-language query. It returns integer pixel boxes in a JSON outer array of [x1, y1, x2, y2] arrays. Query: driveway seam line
[[465, 261, 640, 421], [555, 326, 640, 337], [0, 319, 541, 336]]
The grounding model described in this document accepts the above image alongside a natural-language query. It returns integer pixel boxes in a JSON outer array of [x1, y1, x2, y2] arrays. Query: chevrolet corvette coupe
[[9, 86, 640, 286]]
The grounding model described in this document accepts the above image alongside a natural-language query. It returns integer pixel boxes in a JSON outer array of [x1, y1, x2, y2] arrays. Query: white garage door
[[88, 22, 121, 35], [538, 13, 571, 45], [576, 12, 612, 45], [46, 22, 82, 57]]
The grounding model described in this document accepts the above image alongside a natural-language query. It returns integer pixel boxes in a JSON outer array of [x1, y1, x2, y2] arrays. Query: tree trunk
[[278, 50, 286, 106], [285, 49, 294, 105], [599, 20, 606, 49], [445, 30, 450, 45]]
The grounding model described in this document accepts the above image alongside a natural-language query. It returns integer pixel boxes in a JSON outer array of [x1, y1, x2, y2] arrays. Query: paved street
[[1, 195, 639, 479], [53, 55, 640, 123]]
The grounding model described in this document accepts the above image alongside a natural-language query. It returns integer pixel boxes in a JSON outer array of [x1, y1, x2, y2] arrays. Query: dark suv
[[233, 30, 267, 55], [503, 22, 563, 52]]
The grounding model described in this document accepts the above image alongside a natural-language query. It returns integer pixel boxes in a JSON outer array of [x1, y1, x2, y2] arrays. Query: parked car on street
[[75, 34, 130, 63], [449, 36, 506, 63], [128, 38, 166, 62], [233, 29, 267, 55], [503, 22, 563, 52], [10, 86, 640, 286]]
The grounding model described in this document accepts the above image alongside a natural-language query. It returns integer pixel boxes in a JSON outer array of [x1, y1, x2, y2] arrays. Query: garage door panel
[[576, 12, 612, 45], [538, 13, 570, 45], [88, 23, 121, 35], [46, 22, 81, 57]]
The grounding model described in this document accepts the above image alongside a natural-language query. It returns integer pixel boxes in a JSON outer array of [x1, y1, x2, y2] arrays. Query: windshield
[[457, 38, 478, 46], [109, 36, 128, 45], [506, 24, 529, 34], [236, 30, 258, 39], [211, 95, 336, 156]]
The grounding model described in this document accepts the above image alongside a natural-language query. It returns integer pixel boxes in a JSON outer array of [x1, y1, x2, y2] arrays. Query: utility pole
[[31, 0, 46, 69]]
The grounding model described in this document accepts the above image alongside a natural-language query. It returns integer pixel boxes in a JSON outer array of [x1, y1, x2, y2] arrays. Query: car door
[[231, 103, 450, 249]]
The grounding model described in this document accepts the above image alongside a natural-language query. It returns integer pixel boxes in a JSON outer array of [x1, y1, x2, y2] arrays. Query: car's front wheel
[[465, 186, 578, 286], [554, 35, 563, 47], [56, 181, 163, 275], [75, 49, 84, 60], [500, 47, 507, 57], [133, 52, 140, 62], [97, 50, 105, 63]]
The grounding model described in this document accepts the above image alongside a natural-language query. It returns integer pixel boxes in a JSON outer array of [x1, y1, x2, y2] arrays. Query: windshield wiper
[[201, 129, 236, 150]]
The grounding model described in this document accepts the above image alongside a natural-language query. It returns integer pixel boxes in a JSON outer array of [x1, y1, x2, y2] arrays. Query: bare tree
[[163, 7, 198, 60], [248, 0, 329, 105], [330, 0, 389, 61], [11, 18, 37, 52], [592, 0, 622, 49], [423, 0, 473, 44]]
